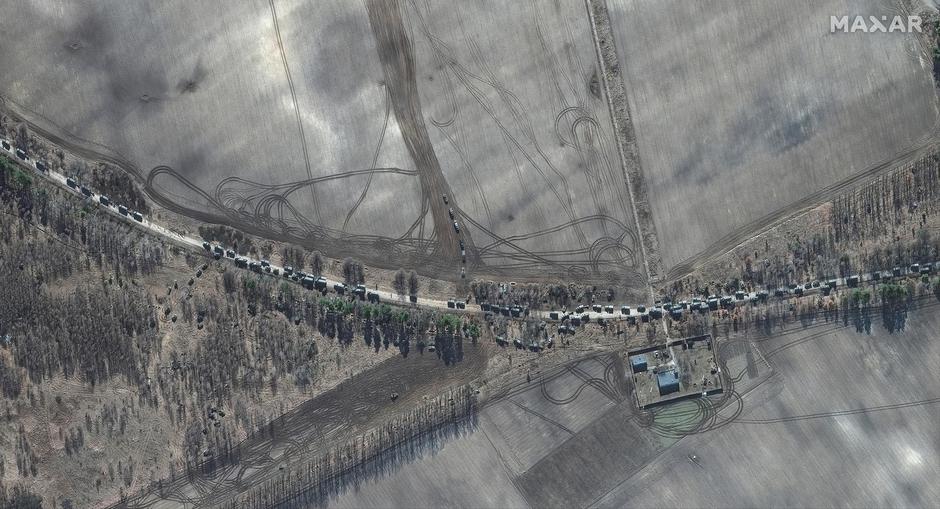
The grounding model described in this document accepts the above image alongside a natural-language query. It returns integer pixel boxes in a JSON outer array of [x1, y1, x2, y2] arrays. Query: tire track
[[268, 0, 320, 223], [343, 85, 391, 232], [366, 0, 462, 263], [736, 396, 940, 424]]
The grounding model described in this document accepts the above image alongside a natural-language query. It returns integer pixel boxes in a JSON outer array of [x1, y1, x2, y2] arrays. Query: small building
[[657, 369, 680, 396], [630, 354, 647, 373]]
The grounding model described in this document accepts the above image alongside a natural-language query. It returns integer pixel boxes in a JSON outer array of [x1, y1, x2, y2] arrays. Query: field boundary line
[[584, 0, 663, 296]]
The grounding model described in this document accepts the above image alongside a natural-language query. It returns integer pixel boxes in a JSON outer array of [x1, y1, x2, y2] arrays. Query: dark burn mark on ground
[[177, 60, 208, 94]]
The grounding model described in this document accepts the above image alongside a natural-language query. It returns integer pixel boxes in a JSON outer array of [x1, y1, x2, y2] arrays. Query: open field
[[607, 0, 940, 274], [0, 0, 645, 287], [318, 299, 940, 508], [596, 299, 940, 508]]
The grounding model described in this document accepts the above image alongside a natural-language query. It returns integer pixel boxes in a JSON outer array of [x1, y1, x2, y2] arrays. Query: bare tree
[[16, 125, 28, 150], [408, 271, 419, 297], [281, 246, 305, 270], [393, 269, 407, 296], [310, 251, 324, 276], [342, 258, 364, 285]]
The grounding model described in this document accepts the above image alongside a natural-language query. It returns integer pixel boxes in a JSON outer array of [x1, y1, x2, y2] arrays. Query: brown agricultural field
[[607, 0, 940, 275], [0, 0, 646, 289]]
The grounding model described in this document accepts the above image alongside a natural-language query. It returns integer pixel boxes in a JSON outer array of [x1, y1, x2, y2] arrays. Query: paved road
[[2, 139, 936, 326]]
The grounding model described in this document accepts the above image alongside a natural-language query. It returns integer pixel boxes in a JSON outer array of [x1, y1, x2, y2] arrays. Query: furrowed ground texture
[[607, 0, 940, 275], [321, 300, 940, 508], [0, 0, 645, 288]]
